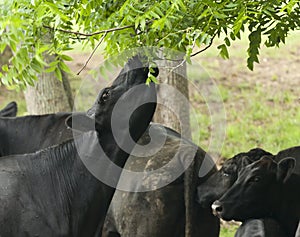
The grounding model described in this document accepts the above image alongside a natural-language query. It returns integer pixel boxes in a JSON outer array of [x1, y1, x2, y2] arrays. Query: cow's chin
[[220, 215, 244, 222], [218, 209, 246, 222]]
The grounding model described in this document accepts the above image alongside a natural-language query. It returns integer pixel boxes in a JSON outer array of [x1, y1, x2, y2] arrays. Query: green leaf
[[247, 28, 262, 70], [281, 0, 298, 14], [140, 18, 146, 30], [217, 44, 229, 59], [148, 73, 158, 84], [224, 37, 231, 46], [59, 61, 71, 74], [35, 54, 48, 66], [31, 59, 43, 73], [60, 54, 73, 61], [54, 68, 62, 81], [2, 64, 9, 72]]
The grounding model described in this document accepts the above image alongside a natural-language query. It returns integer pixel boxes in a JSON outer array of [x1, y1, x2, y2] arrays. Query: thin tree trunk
[[153, 60, 194, 237]]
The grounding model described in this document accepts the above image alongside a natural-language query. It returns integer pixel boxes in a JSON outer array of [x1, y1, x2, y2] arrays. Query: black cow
[[212, 156, 300, 237], [102, 123, 220, 237], [0, 119, 220, 237], [198, 147, 300, 237], [0, 101, 17, 117], [197, 146, 300, 207], [234, 219, 287, 237], [0, 86, 220, 236], [0, 56, 158, 237], [197, 148, 272, 208], [275, 146, 300, 175], [0, 112, 77, 156]]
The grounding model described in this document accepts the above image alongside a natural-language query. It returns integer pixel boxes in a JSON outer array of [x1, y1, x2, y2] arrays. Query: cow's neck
[[21, 130, 132, 236], [69, 130, 132, 236], [275, 175, 300, 237]]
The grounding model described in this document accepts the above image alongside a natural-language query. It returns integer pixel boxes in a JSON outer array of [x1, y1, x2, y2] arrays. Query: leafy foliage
[[0, 0, 299, 88]]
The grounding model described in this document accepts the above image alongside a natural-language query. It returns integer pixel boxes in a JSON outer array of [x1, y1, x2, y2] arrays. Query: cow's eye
[[101, 89, 110, 102], [249, 176, 261, 183], [223, 172, 230, 177], [222, 169, 232, 177]]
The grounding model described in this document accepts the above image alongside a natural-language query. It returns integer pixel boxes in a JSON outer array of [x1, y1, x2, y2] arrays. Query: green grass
[[188, 31, 300, 236], [189, 30, 300, 159], [189, 71, 300, 159]]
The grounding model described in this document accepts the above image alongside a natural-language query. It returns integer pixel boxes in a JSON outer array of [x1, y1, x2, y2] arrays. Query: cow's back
[[103, 123, 219, 237], [0, 113, 73, 156]]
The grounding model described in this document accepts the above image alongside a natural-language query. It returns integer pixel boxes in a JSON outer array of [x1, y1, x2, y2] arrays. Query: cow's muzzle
[[211, 200, 223, 217]]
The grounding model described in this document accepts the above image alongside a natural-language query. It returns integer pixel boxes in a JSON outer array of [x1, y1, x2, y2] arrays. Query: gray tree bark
[[153, 61, 191, 138], [0, 45, 73, 114], [0, 46, 12, 71], [153, 60, 194, 237], [24, 30, 73, 115], [24, 57, 73, 114]]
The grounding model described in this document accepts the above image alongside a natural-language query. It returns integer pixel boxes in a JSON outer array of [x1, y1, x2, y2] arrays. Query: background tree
[[0, 0, 299, 236], [1, 0, 299, 87]]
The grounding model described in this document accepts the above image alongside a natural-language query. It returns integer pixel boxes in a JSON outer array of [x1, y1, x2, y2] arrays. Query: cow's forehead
[[254, 157, 275, 169], [222, 160, 237, 172], [239, 159, 275, 177]]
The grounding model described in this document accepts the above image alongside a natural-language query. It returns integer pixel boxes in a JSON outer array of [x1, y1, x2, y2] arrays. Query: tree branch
[[190, 34, 216, 57], [77, 32, 107, 75], [43, 20, 153, 37]]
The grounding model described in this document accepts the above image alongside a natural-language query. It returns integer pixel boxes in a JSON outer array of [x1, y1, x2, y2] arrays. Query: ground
[[0, 31, 299, 237]]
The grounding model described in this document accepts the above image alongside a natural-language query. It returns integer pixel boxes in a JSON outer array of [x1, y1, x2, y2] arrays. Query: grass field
[[0, 31, 299, 237], [191, 31, 300, 158], [191, 31, 300, 236]]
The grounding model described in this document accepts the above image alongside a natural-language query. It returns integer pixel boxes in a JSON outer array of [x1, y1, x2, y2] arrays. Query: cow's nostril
[[215, 205, 223, 213], [211, 201, 223, 216]]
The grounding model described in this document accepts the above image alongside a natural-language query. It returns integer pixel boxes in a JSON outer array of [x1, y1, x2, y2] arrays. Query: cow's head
[[211, 156, 296, 221], [92, 56, 158, 144], [197, 148, 272, 208], [66, 56, 158, 144]]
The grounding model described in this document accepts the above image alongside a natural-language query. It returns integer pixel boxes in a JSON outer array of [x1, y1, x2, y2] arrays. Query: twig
[[44, 24, 135, 37], [190, 34, 216, 57], [161, 34, 216, 77], [76, 32, 107, 75], [155, 34, 216, 63], [43, 20, 153, 38]]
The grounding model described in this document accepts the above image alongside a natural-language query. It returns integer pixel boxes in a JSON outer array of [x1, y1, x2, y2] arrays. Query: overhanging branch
[[43, 24, 135, 37], [43, 20, 153, 38]]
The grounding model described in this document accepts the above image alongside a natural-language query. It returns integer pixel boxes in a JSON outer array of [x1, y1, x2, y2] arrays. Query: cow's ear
[[241, 156, 252, 167], [276, 157, 296, 183], [65, 113, 95, 133]]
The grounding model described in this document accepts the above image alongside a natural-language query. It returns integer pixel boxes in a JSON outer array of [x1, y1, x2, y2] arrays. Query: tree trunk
[[0, 46, 13, 70], [153, 61, 191, 138], [153, 60, 194, 237], [24, 62, 73, 114], [24, 29, 73, 115]]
